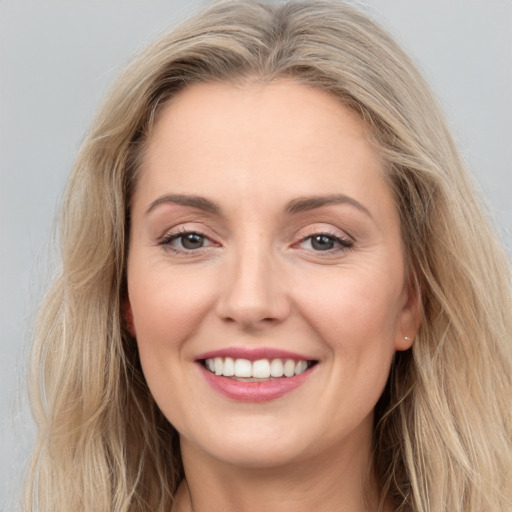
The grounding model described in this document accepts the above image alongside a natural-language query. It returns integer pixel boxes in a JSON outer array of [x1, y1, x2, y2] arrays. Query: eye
[[299, 232, 353, 252], [176, 232, 208, 250], [159, 230, 215, 252]]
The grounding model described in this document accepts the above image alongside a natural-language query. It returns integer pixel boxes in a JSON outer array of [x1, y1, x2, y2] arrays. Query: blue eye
[[300, 233, 352, 252]]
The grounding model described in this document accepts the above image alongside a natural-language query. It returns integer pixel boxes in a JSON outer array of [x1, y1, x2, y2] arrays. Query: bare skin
[[127, 80, 418, 512], [170, 437, 391, 512]]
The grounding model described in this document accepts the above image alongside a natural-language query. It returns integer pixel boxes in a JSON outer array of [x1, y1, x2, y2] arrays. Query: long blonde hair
[[25, 1, 512, 511]]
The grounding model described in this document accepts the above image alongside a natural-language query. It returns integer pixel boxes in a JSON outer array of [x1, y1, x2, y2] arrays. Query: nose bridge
[[216, 234, 289, 328]]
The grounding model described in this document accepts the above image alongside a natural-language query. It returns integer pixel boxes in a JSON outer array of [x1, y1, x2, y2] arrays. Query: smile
[[203, 357, 314, 380], [196, 350, 319, 402]]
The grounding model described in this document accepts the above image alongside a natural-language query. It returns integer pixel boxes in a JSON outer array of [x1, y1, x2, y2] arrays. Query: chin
[[181, 419, 317, 470]]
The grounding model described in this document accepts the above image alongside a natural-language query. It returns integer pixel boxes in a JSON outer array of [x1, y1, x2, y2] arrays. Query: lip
[[197, 361, 317, 403], [195, 347, 316, 362]]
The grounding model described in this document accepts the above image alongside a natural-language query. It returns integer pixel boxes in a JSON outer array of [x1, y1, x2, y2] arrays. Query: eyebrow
[[285, 194, 373, 219], [145, 194, 222, 216], [145, 193, 372, 219]]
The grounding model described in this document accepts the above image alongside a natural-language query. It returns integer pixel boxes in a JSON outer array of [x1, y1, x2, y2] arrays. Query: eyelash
[[158, 228, 354, 255], [297, 230, 353, 254], [158, 228, 215, 254]]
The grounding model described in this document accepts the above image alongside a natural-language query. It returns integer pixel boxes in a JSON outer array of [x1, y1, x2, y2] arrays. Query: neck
[[172, 436, 390, 512]]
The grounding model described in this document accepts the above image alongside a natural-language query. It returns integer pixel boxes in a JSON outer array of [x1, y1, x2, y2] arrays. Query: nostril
[[215, 262, 291, 328], [217, 304, 287, 330]]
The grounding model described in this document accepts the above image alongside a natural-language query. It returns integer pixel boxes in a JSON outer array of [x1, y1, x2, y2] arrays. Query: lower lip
[[199, 364, 315, 402]]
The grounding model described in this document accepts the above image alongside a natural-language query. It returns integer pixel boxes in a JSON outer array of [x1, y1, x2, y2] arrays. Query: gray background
[[1, 0, 511, 509]]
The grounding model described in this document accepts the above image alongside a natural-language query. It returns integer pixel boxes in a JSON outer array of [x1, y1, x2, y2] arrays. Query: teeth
[[283, 359, 295, 377], [252, 359, 270, 378], [295, 360, 308, 375], [214, 357, 223, 375], [270, 359, 284, 377], [234, 358, 252, 378], [204, 357, 313, 379], [223, 357, 235, 377]]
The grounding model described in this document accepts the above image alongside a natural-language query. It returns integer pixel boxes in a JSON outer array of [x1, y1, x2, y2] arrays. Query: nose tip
[[215, 255, 290, 330], [220, 302, 283, 329]]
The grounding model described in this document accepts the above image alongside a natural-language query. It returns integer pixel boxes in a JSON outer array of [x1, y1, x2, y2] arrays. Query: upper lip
[[195, 347, 318, 362]]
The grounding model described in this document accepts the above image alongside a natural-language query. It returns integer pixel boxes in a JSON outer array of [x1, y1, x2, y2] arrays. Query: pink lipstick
[[195, 347, 318, 402]]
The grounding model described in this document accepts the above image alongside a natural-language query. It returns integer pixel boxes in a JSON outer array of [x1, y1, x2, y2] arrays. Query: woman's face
[[127, 80, 417, 469]]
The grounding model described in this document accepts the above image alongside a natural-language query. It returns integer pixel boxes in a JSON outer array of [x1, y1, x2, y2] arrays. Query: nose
[[215, 244, 291, 330]]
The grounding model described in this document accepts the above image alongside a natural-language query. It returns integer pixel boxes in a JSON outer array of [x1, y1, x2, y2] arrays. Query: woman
[[24, 1, 512, 511]]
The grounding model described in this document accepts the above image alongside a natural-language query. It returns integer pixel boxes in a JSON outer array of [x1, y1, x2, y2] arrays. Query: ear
[[394, 273, 422, 351], [123, 298, 137, 338]]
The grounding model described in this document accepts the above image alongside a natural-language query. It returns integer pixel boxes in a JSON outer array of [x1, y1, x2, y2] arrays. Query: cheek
[[296, 267, 403, 348], [127, 262, 216, 357], [284, 268, 401, 447], [126, 262, 218, 425]]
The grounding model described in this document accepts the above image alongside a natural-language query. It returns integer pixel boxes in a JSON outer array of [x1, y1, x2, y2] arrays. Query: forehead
[[135, 80, 396, 226]]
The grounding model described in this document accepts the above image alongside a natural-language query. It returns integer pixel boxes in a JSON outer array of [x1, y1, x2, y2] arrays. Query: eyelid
[[155, 223, 353, 255], [293, 225, 354, 253], [299, 233, 352, 249], [157, 222, 213, 241], [157, 224, 220, 253], [296, 224, 353, 243]]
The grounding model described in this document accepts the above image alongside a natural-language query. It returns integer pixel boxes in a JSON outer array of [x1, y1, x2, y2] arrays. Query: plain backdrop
[[1, 0, 511, 508]]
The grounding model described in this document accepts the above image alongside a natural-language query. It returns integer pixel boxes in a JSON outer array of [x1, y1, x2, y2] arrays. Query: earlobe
[[123, 298, 136, 338], [395, 274, 422, 351], [395, 334, 414, 351]]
